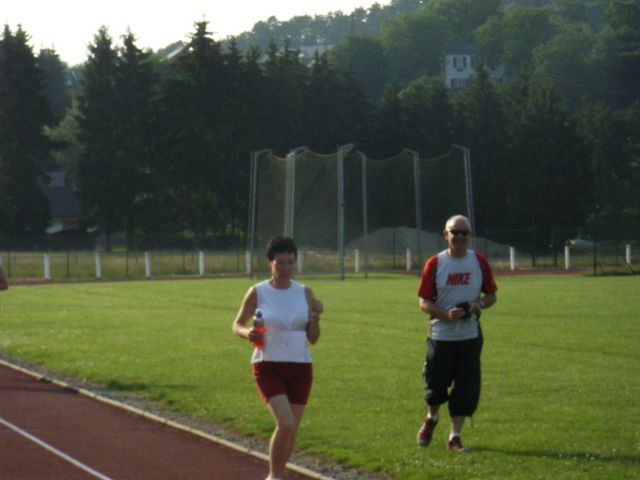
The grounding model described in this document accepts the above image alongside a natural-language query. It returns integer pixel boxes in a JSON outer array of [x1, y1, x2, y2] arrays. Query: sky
[[2, 0, 391, 66]]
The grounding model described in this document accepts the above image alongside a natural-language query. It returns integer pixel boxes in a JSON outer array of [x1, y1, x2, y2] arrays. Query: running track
[[0, 361, 330, 480]]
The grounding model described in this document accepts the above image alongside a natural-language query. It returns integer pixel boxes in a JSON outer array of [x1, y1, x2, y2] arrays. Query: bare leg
[[451, 415, 465, 436], [266, 395, 306, 479]]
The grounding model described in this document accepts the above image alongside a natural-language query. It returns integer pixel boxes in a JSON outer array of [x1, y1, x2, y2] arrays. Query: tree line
[[0, 0, 638, 246]]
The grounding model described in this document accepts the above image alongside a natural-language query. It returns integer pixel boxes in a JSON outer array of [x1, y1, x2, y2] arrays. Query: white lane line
[[0, 415, 114, 480]]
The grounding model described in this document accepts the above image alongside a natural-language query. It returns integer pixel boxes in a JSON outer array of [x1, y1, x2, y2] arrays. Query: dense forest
[[0, 0, 638, 245]]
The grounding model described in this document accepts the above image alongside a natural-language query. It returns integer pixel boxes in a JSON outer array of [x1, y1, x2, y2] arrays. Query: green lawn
[[0, 274, 638, 479]]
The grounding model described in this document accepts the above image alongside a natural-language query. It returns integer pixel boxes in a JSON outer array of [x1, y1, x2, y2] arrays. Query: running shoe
[[447, 435, 466, 452], [417, 416, 438, 446]]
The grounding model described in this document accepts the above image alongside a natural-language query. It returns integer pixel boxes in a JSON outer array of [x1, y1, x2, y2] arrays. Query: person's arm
[[231, 287, 260, 344], [305, 287, 321, 344], [470, 292, 497, 315], [419, 297, 468, 321], [0, 265, 8, 291]]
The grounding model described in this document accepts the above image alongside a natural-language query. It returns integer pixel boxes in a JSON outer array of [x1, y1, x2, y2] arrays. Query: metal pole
[[285, 147, 306, 238], [409, 150, 422, 273], [359, 152, 369, 278], [247, 149, 270, 276], [337, 144, 353, 280], [452, 145, 475, 246]]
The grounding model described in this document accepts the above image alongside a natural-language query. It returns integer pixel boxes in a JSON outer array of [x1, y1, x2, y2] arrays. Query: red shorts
[[252, 361, 313, 405]]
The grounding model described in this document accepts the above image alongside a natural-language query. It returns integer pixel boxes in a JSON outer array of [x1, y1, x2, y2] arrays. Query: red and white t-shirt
[[417, 249, 497, 341]]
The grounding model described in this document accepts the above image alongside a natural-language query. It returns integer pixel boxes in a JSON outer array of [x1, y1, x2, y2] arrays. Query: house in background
[[40, 171, 81, 234], [444, 44, 505, 90]]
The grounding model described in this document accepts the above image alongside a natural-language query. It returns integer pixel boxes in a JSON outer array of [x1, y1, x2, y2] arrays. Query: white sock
[[427, 413, 439, 422], [449, 432, 460, 440]]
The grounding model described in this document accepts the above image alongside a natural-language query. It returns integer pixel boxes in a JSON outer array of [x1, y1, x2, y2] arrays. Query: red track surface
[[0, 363, 323, 480]]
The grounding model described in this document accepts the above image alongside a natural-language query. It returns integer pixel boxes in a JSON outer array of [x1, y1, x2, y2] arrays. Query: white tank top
[[251, 280, 311, 363]]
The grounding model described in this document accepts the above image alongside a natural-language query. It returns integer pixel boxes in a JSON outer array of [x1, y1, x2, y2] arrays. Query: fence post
[[198, 251, 205, 276], [406, 248, 412, 272], [626, 244, 632, 266], [144, 252, 151, 278], [245, 250, 252, 275], [509, 247, 516, 271], [564, 245, 571, 270], [298, 250, 304, 274], [44, 254, 51, 280], [95, 252, 102, 279], [355, 249, 361, 273]]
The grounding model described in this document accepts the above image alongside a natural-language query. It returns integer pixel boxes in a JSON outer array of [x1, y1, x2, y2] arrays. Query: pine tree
[[161, 21, 229, 234], [113, 31, 161, 239], [76, 27, 120, 243], [0, 25, 53, 235]]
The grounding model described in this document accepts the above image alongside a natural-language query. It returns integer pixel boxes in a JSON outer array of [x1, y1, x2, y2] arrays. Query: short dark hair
[[265, 236, 298, 260]]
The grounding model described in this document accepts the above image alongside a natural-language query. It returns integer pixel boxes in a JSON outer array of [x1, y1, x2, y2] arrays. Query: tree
[[38, 48, 72, 123], [328, 34, 389, 102], [532, 22, 598, 106], [551, 0, 589, 24], [305, 51, 373, 151], [45, 99, 83, 182], [593, 0, 640, 108], [398, 75, 454, 155], [75, 26, 121, 240], [160, 21, 231, 234], [452, 65, 509, 230], [261, 38, 309, 154], [475, 5, 556, 74], [0, 25, 53, 235], [427, 0, 501, 43], [366, 83, 406, 157], [575, 99, 637, 227], [502, 67, 590, 232], [112, 31, 162, 238], [380, 10, 452, 85]]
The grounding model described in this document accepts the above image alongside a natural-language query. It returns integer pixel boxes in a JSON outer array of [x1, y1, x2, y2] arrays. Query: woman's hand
[[310, 298, 323, 320], [247, 326, 264, 344]]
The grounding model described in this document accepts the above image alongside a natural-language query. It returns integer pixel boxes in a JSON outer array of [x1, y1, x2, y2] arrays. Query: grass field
[[0, 274, 639, 479]]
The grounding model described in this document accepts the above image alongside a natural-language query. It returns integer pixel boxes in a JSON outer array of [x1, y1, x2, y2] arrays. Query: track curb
[[0, 358, 335, 480]]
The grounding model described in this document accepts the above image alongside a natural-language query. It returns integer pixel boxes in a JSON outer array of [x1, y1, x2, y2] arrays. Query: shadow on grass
[[105, 379, 196, 393], [471, 445, 640, 465]]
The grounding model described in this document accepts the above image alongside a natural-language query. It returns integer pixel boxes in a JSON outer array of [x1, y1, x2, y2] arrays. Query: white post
[[406, 248, 412, 272], [95, 252, 102, 279], [198, 251, 205, 276], [298, 250, 304, 274], [564, 245, 571, 270], [355, 249, 361, 273], [245, 250, 251, 274], [509, 247, 516, 271], [626, 244, 631, 266], [144, 252, 151, 278], [44, 254, 51, 280]]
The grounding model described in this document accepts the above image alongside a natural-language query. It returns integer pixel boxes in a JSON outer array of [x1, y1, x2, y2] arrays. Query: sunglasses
[[449, 229, 470, 237]]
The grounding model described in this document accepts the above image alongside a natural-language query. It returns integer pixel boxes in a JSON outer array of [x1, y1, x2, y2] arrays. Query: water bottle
[[252, 309, 265, 348]]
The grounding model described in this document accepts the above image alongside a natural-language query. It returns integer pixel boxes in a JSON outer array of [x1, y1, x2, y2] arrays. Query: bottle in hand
[[252, 309, 265, 348]]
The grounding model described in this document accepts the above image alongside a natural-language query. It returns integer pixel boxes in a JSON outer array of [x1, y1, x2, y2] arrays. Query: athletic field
[[0, 274, 638, 479]]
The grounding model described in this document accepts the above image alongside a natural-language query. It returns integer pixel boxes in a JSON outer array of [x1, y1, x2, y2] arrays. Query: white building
[[444, 44, 505, 90]]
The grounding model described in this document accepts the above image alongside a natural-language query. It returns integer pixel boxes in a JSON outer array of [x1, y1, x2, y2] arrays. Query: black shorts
[[423, 335, 483, 417]]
